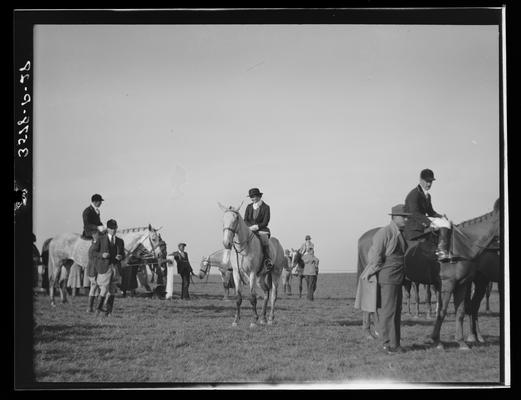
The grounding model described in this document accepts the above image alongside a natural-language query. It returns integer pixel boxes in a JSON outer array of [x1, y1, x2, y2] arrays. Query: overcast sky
[[34, 24, 500, 273]]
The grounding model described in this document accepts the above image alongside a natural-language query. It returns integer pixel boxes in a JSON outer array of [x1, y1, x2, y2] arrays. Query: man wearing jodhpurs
[[360, 204, 411, 354], [243, 188, 273, 275], [90, 219, 125, 316], [404, 169, 451, 261]]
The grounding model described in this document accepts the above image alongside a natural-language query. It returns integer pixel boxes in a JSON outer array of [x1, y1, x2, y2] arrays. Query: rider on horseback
[[404, 169, 452, 261], [82, 193, 107, 241], [244, 188, 273, 275]]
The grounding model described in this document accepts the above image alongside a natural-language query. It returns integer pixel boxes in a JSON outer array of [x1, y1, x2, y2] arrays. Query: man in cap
[[404, 169, 451, 261], [90, 219, 125, 316], [359, 204, 411, 354], [82, 194, 106, 240], [243, 188, 273, 274], [298, 235, 315, 256], [302, 248, 320, 301], [172, 242, 193, 300]]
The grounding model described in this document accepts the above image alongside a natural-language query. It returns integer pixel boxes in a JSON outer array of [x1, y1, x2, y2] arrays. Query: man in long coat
[[173, 242, 193, 300], [302, 249, 319, 301], [358, 204, 411, 354]]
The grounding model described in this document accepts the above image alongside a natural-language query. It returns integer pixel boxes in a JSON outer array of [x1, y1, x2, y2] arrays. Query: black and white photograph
[[13, 8, 509, 389]]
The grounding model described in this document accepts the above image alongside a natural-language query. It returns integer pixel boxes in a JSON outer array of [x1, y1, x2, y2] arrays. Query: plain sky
[[34, 24, 501, 273]]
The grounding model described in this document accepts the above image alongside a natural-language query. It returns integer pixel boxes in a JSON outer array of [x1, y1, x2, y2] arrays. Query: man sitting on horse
[[404, 169, 452, 261], [82, 193, 107, 241], [298, 235, 314, 256], [244, 187, 273, 275]]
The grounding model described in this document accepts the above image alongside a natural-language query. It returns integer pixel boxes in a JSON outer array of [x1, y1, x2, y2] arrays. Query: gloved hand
[[249, 225, 259, 231], [102, 252, 109, 259], [115, 254, 122, 261]]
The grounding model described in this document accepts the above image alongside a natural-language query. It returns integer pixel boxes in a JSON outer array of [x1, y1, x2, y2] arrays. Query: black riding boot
[[435, 228, 451, 261], [87, 295, 95, 313], [262, 243, 273, 273]]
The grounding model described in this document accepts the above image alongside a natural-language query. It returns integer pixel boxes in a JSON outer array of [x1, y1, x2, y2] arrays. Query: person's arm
[[115, 238, 125, 261], [406, 191, 432, 227], [257, 204, 270, 230], [243, 205, 253, 227], [426, 195, 442, 218], [360, 228, 387, 279]]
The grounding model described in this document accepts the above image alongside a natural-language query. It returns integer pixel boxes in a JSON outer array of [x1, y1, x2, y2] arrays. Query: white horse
[[281, 250, 295, 296], [198, 249, 236, 300], [47, 225, 165, 306], [218, 203, 285, 328]]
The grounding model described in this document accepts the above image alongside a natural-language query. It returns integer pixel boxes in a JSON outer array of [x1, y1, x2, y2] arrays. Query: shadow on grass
[[34, 323, 112, 343], [401, 319, 436, 327], [335, 319, 364, 327]]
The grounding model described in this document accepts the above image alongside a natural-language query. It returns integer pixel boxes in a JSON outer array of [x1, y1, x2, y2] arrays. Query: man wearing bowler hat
[[404, 169, 452, 261], [244, 188, 273, 275], [90, 218, 125, 316], [360, 204, 411, 354], [82, 194, 106, 240]]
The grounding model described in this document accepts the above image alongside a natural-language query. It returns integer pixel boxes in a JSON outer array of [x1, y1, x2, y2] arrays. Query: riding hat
[[91, 193, 104, 202], [389, 204, 412, 217], [178, 242, 187, 247], [305, 235, 311, 240], [107, 219, 118, 229], [420, 169, 436, 181], [248, 188, 263, 198]]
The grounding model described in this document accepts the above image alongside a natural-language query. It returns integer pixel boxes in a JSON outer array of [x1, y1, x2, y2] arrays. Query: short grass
[[32, 273, 503, 387]]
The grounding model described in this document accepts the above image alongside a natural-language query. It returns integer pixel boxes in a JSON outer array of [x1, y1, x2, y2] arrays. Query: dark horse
[[357, 200, 500, 349]]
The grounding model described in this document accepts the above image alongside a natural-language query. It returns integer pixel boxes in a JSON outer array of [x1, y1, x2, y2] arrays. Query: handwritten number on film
[[17, 61, 31, 158]]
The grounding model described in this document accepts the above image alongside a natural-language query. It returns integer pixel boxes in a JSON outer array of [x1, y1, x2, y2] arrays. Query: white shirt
[[252, 199, 263, 210], [91, 203, 100, 214]]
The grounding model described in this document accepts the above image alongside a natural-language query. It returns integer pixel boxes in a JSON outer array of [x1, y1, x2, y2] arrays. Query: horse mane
[[456, 210, 497, 228], [118, 226, 151, 234]]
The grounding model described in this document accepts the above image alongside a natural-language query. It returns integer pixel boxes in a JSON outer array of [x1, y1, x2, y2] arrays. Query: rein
[[222, 209, 251, 286]]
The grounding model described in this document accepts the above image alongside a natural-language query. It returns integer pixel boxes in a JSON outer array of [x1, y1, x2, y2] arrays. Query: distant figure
[[404, 169, 451, 261], [90, 219, 125, 316], [243, 187, 273, 274], [120, 254, 140, 297], [67, 260, 83, 297], [302, 248, 319, 301], [299, 235, 314, 256], [358, 204, 410, 354], [173, 242, 193, 300], [281, 249, 294, 295], [292, 249, 306, 298]]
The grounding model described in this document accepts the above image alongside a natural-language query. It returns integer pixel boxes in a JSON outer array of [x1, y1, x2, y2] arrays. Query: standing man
[[244, 188, 273, 274], [299, 235, 314, 256], [302, 248, 319, 301], [360, 204, 411, 354], [90, 219, 125, 316], [174, 243, 193, 300], [404, 169, 451, 261]]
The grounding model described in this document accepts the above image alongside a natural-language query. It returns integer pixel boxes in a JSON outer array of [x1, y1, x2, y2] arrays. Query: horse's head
[[198, 256, 211, 278], [138, 225, 165, 259], [218, 202, 243, 250], [291, 249, 303, 268]]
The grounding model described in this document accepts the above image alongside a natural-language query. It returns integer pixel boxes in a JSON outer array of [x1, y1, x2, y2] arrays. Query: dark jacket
[[82, 205, 103, 239], [173, 251, 193, 275], [91, 233, 125, 275], [404, 185, 442, 241], [244, 202, 271, 234]]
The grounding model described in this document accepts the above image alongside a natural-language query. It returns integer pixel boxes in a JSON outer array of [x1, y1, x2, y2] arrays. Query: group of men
[[81, 193, 194, 316], [357, 168, 452, 354]]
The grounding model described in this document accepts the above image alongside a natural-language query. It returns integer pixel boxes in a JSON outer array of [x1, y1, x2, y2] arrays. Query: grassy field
[[32, 273, 504, 387]]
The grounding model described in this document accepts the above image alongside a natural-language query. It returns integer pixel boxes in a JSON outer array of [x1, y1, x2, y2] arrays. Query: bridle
[[222, 209, 255, 254]]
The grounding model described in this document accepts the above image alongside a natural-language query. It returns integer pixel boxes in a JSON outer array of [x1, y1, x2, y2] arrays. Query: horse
[[404, 201, 500, 349], [198, 249, 236, 300], [218, 202, 285, 327], [47, 224, 166, 307], [290, 249, 305, 298]]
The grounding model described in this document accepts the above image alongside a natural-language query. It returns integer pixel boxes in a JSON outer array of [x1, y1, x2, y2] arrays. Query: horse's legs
[[298, 276, 303, 298], [267, 278, 278, 325], [425, 284, 433, 319], [467, 279, 488, 343], [233, 290, 242, 327], [259, 283, 270, 325], [485, 281, 493, 313], [249, 275, 259, 328], [429, 278, 456, 349], [403, 281, 411, 315], [453, 281, 471, 350], [414, 282, 421, 318]]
